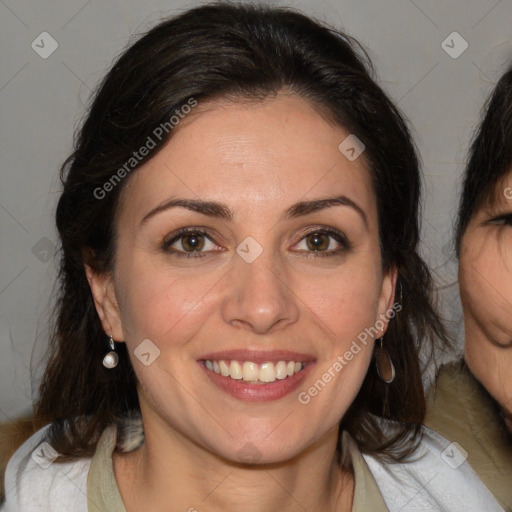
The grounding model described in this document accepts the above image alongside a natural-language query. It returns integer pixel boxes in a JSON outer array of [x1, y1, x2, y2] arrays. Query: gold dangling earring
[[102, 334, 119, 369], [376, 337, 395, 384]]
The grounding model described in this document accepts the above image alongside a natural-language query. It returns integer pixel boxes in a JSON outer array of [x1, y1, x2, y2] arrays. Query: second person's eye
[[488, 213, 512, 226]]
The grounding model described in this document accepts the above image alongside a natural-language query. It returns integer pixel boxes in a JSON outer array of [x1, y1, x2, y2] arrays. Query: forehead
[[475, 168, 512, 217], [117, 93, 376, 224]]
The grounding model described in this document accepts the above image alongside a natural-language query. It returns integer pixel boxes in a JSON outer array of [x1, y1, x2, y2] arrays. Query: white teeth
[[275, 361, 288, 380], [259, 362, 276, 382], [219, 360, 230, 377], [243, 361, 259, 381], [205, 359, 306, 382], [229, 360, 243, 379]]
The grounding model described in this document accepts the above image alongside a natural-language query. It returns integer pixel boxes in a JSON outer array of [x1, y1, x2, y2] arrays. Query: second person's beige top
[[425, 360, 512, 511]]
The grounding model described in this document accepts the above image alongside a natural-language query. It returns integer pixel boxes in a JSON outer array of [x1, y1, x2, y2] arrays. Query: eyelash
[[162, 227, 350, 259], [488, 213, 512, 226]]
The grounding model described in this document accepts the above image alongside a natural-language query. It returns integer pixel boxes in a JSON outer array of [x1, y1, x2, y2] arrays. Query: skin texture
[[459, 171, 512, 432], [85, 92, 396, 512]]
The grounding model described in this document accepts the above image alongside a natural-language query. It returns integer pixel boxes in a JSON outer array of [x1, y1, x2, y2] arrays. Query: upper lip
[[198, 349, 316, 364]]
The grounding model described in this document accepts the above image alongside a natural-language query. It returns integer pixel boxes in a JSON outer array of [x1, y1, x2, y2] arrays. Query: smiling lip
[[198, 349, 316, 402], [199, 349, 315, 364]]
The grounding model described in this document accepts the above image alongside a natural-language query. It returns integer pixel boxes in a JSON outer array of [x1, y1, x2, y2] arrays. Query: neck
[[113, 409, 353, 512]]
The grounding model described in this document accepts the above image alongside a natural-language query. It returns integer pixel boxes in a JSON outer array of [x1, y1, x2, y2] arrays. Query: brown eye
[[181, 233, 206, 252], [163, 228, 220, 258], [293, 228, 350, 256], [305, 232, 330, 251]]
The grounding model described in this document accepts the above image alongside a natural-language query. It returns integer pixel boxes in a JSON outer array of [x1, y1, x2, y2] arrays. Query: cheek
[[290, 259, 384, 400], [115, 258, 225, 347], [314, 261, 384, 338], [465, 338, 512, 415], [461, 242, 512, 411], [460, 247, 512, 340], [115, 242, 384, 362]]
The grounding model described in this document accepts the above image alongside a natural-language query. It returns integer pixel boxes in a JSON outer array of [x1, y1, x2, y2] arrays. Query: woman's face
[[93, 93, 395, 463], [459, 170, 512, 430]]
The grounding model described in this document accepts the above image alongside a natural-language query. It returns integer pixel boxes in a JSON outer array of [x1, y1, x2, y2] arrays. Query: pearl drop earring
[[102, 334, 119, 369]]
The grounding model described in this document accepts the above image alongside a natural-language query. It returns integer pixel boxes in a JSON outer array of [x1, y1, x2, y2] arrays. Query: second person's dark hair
[[456, 67, 512, 253]]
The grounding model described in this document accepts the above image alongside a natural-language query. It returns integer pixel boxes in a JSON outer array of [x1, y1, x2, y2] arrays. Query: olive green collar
[[87, 425, 388, 511]]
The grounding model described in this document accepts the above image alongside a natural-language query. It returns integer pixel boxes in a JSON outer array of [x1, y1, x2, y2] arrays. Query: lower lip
[[199, 362, 315, 402]]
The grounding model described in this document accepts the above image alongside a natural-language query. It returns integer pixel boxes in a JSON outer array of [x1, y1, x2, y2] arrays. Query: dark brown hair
[[34, 1, 447, 462], [456, 67, 512, 254]]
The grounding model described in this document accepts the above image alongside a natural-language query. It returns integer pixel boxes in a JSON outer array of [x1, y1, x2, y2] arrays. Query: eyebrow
[[140, 195, 368, 227]]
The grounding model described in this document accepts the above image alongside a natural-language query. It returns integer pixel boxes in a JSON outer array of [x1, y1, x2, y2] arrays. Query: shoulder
[[1, 424, 91, 512], [425, 361, 512, 510], [425, 360, 494, 431], [426, 360, 476, 409], [362, 426, 506, 511]]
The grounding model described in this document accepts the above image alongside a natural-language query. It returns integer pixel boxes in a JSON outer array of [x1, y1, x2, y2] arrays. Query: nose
[[220, 247, 300, 335]]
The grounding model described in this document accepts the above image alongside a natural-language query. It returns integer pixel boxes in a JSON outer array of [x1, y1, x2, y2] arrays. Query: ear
[[376, 265, 398, 338], [84, 263, 124, 342]]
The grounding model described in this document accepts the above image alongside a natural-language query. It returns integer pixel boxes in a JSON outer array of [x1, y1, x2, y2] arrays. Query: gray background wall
[[1, 0, 511, 422]]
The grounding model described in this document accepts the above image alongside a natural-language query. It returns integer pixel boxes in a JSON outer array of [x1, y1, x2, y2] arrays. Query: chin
[[209, 432, 310, 466]]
